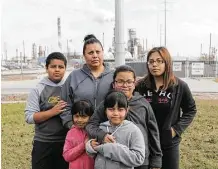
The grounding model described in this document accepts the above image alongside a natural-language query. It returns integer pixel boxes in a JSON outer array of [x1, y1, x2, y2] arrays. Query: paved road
[[182, 78, 218, 93], [1, 71, 71, 94], [1, 76, 218, 94]]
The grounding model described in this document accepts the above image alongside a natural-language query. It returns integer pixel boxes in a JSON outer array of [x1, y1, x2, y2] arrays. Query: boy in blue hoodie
[[86, 90, 145, 169], [25, 52, 68, 169]]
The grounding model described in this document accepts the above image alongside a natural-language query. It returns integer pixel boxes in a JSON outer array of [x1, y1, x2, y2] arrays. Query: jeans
[[162, 144, 179, 169], [32, 140, 68, 169], [135, 165, 149, 169]]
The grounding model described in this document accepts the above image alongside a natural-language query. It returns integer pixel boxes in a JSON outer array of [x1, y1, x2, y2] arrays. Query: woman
[[135, 47, 197, 169], [86, 65, 162, 169], [61, 34, 113, 129]]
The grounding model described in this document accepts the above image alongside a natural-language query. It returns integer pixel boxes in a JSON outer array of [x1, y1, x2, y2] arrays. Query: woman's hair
[[83, 34, 103, 55], [71, 99, 94, 117], [113, 65, 136, 81], [104, 90, 128, 110], [146, 47, 176, 90]]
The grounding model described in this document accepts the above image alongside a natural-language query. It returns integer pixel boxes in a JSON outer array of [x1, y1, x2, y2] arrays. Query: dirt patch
[[193, 93, 218, 100], [1, 94, 28, 102], [215, 78, 218, 83], [1, 75, 37, 81]]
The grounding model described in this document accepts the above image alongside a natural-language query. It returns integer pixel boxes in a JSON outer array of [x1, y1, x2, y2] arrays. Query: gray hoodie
[[25, 77, 68, 142], [86, 93, 162, 168], [60, 64, 113, 128], [86, 120, 145, 169]]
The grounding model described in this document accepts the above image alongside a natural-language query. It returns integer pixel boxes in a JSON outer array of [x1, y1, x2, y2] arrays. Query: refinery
[[1, 10, 153, 72]]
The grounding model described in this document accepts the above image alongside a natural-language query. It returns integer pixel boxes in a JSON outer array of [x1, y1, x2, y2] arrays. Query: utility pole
[[16, 48, 19, 60], [209, 33, 212, 64], [142, 39, 144, 52], [57, 17, 62, 52], [67, 39, 69, 59], [20, 52, 23, 79], [1, 53, 3, 66], [216, 49, 218, 78], [102, 32, 105, 48], [4, 42, 7, 61], [23, 40, 26, 63], [164, 0, 167, 47], [115, 0, 125, 67], [200, 43, 202, 57], [160, 24, 162, 46], [5, 50, 7, 61]]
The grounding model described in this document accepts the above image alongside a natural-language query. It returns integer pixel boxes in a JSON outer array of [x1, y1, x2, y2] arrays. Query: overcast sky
[[1, 0, 218, 59]]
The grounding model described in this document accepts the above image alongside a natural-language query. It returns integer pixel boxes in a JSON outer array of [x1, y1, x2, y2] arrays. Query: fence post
[[185, 57, 189, 78], [216, 55, 218, 78]]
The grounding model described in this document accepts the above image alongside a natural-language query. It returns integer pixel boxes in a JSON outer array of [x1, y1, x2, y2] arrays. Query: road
[[2, 76, 218, 95]]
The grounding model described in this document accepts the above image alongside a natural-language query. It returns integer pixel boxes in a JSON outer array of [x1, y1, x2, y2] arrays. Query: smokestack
[[57, 17, 62, 51], [39, 46, 43, 57], [32, 43, 37, 59], [16, 48, 19, 60]]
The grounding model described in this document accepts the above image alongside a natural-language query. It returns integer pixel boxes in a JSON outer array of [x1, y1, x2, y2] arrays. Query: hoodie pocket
[[161, 129, 173, 147]]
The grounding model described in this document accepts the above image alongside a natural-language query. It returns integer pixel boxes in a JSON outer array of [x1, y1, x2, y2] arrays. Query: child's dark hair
[[113, 65, 136, 81], [45, 52, 67, 69], [71, 100, 94, 117], [104, 90, 128, 110], [83, 34, 103, 55]]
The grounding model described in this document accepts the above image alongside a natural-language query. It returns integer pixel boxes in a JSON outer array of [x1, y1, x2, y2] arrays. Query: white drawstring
[[107, 123, 123, 136]]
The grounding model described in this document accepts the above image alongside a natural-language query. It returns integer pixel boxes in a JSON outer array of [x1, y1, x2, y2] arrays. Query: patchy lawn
[[1, 100, 218, 169]]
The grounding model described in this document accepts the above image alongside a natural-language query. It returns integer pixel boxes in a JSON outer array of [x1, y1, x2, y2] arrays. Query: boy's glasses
[[147, 59, 164, 65], [115, 80, 135, 87]]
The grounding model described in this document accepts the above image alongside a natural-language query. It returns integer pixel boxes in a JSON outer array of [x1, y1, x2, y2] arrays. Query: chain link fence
[[126, 60, 218, 78]]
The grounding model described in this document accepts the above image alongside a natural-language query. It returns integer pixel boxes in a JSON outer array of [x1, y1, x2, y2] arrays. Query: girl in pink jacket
[[63, 100, 94, 169]]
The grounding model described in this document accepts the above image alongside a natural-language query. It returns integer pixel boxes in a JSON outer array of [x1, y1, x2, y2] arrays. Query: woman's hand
[[91, 139, 100, 150], [103, 134, 116, 143], [171, 127, 176, 138]]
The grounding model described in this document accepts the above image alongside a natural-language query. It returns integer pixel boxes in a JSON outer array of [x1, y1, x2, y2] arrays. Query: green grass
[[180, 100, 218, 169], [1, 103, 34, 169], [1, 100, 218, 169]]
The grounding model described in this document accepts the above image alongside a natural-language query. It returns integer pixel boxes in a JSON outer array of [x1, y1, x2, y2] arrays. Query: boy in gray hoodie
[[86, 90, 145, 169], [25, 52, 68, 169]]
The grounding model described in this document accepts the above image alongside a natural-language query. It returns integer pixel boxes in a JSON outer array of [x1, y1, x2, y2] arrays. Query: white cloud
[[1, 0, 218, 59]]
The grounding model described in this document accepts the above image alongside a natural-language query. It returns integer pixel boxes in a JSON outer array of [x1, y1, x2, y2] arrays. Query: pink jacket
[[63, 126, 94, 169]]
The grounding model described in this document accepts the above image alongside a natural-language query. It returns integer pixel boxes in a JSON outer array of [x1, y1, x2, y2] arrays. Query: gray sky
[[1, 0, 218, 59]]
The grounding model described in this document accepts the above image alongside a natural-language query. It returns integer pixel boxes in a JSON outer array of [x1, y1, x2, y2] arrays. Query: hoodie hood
[[100, 120, 131, 128], [128, 92, 145, 106], [100, 120, 133, 137], [39, 76, 65, 87]]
